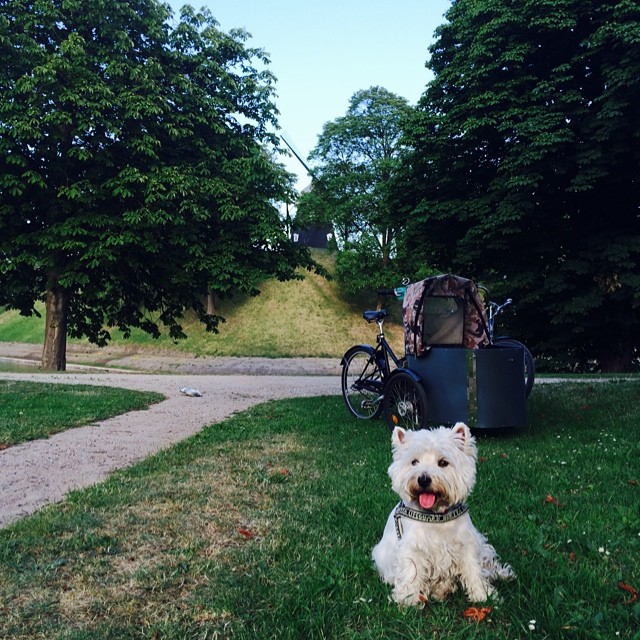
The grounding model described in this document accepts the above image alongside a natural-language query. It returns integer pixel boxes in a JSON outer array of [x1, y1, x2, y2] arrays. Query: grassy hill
[[0, 250, 405, 359]]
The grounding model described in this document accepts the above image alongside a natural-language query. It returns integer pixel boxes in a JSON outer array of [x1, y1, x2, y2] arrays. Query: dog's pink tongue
[[419, 492, 436, 510]]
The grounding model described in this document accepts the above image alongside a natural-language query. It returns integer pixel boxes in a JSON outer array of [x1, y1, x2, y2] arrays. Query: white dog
[[372, 422, 515, 606]]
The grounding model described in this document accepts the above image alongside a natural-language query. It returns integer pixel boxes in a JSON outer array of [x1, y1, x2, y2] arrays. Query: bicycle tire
[[383, 371, 428, 431], [493, 337, 535, 397], [341, 347, 385, 419]]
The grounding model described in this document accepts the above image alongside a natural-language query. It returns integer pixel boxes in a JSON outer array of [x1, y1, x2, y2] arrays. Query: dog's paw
[[466, 582, 497, 603], [496, 562, 516, 581]]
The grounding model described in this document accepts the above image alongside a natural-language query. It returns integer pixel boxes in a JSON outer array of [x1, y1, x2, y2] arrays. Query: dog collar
[[393, 501, 469, 539]]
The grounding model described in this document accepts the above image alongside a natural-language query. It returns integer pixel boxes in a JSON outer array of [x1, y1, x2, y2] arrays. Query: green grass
[[0, 309, 44, 344], [0, 361, 42, 373], [1, 381, 639, 638], [0, 250, 406, 359], [0, 380, 164, 448]]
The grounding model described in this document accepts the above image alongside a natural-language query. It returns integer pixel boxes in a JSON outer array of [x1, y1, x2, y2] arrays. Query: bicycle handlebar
[[489, 298, 513, 314]]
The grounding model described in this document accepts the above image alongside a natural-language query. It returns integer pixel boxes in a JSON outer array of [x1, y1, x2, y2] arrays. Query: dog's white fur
[[372, 422, 514, 606]]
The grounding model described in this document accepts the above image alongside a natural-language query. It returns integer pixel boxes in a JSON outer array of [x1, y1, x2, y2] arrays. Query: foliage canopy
[[0, 0, 318, 368], [401, 0, 640, 371], [296, 86, 414, 295]]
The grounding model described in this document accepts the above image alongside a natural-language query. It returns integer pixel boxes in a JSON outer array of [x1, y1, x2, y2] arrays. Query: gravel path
[[0, 358, 341, 528], [1, 342, 604, 529]]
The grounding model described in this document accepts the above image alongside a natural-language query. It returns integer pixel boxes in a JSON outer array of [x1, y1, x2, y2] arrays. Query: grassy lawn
[[0, 250, 406, 360], [0, 380, 164, 448], [1, 382, 639, 639]]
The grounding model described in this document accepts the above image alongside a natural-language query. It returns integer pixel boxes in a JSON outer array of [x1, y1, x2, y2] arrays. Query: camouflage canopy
[[402, 274, 490, 356]]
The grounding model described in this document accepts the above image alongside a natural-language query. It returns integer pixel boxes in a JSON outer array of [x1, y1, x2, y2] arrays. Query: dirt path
[[0, 351, 342, 528], [0, 341, 343, 375]]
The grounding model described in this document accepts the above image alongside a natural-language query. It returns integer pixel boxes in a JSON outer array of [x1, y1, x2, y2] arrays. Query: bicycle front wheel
[[341, 347, 385, 419], [383, 371, 428, 431], [493, 337, 535, 397]]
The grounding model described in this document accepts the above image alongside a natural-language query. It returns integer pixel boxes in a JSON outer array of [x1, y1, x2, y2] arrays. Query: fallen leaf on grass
[[627, 479, 638, 486], [237, 528, 254, 540], [544, 494, 562, 506], [568, 552, 576, 563], [618, 581, 638, 605], [463, 606, 492, 622]]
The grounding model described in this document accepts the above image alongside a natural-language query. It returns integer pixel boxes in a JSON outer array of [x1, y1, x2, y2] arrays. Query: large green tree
[[0, 0, 317, 369], [402, 0, 640, 371], [296, 86, 413, 294]]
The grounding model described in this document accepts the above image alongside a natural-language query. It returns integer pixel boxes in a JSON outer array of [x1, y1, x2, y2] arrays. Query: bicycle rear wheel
[[341, 347, 385, 419], [493, 337, 535, 397], [383, 371, 428, 430]]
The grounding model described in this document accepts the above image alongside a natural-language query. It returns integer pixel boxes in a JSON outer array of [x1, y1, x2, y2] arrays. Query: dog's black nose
[[418, 474, 432, 489]]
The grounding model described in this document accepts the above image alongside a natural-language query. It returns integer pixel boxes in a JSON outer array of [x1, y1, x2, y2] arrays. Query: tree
[[295, 87, 414, 294], [402, 0, 640, 371], [0, 0, 318, 370]]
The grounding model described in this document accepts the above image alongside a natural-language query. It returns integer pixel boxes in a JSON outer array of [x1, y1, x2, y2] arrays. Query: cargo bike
[[340, 274, 534, 431]]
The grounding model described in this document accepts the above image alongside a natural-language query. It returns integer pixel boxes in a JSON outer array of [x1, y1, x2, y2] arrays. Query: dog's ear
[[391, 426, 407, 448], [451, 422, 471, 449]]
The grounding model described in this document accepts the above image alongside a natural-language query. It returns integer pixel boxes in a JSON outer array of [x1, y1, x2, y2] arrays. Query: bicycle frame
[[486, 298, 512, 342], [374, 316, 404, 368], [347, 316, 403, 403]]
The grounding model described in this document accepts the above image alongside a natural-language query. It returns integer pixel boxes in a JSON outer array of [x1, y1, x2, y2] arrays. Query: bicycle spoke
[[383, 372, 428, 430], [341, 348, 385, 420]]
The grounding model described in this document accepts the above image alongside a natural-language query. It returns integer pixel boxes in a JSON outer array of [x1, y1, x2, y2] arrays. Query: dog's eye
[[438, 458, 449, 468], [411, 459, 419, 466]]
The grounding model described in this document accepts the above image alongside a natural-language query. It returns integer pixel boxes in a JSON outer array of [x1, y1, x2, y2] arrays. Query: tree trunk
[[41, 285, 70, 371], [207, 289, 217, 316], [381, 227, 392, 268], [598, 341, 635, 373]]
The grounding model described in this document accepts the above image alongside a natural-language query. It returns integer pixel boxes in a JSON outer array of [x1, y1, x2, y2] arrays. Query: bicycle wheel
[[341, 347, 385, 419], [493, 338, 535, 397], [383, 371, 428, 430]]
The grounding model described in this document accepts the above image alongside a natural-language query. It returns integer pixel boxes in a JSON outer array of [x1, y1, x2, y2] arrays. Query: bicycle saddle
[[363, 310, 388, 323]]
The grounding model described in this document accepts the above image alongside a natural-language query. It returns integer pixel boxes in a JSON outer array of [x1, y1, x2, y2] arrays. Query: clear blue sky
[[167, 0, 451, 189]]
